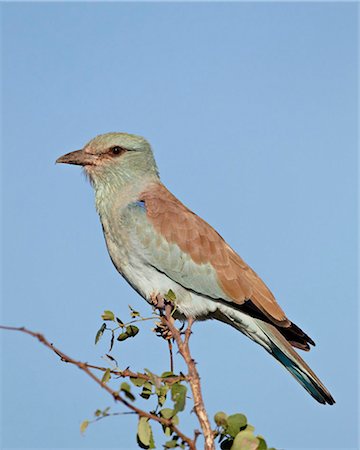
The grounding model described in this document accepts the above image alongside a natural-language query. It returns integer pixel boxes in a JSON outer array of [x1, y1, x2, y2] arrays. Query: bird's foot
[[153, 319, 173, 340], [150, 292, 166, 310], [151, 291, 177, 340]]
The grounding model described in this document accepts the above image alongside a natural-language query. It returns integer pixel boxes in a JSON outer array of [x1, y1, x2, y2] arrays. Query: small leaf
[[226, 414, 247, 438], [130, 376, 146, 387], [101, 310, 115, 321], [159, 408, 174, 419], [105, 353, 117, 365], [129, 305, 140, 317], [257, 436, 267, 450], [161, 371, 175, 378], [116, 317, 125, 326], [94, 409, 101, 417], [140, 381, 153, 399], [80, 420, 89, 434], [121, 381, 131, 391], [101, 368, 111, 384], [109, 333, 115, 352], [157, 385, 168, 407], [95, 323, 106, 344], [172, 415, 179, 425], [149, 429, 155, 449], [164, 289, 176, 301], [138, 417, 151, 447], [231, 430, 259, 450], [165, 440, 178, 448], [117, 332, 129, 341], [214, 411, 228, 427], [120, 382, 135, 401], [158, 395, 166, 407], [126, 324, 139, 337], [171, 383, 187, 413]]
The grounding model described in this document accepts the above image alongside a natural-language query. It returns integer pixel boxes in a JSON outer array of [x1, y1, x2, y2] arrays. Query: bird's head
[[56, 132, 159, 188]]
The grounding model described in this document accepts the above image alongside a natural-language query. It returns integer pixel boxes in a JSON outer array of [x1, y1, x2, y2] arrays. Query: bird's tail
[[254, 319, 335, 405], [214, 308, 335, 405]]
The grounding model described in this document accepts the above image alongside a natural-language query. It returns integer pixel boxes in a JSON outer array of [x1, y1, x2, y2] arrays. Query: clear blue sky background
[[1, 2, 358, 450]]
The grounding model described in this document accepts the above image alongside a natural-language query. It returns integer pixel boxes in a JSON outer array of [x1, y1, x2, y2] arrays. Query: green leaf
[[109, 333, 115, 352], [226, 414, 248, 438], [105, 353, 117, 364], [156, 385, 169, 396], [101, 368, 111, 384], [158, 394, 166, 407], [95, 323, 106, 344], [159, 408, 175, 419], [101, 310, 115, 321], [137, 417, 151, 447], [94, 409, 102, 417], [126, 324, 139, 337], [120, 381, 131, 391], [80, 420, 89, 434], [140, 381, 153, 399], [120, 382, 136, 401], [164, 289, 176, 301], [161, 371, 175, 378], [157, 385, 168, 407], [149, 429, 155, 449], [257, 436, 267, 450], [214, 411, 228, 427], [117, 332, 129, 341], [171, 383, 187, 413], [129, 305, 140, 317], [116, 317, 125, 326], [231, 430, 259, 450], [130, 376, 146, 387], [165, 440, 178, 448]]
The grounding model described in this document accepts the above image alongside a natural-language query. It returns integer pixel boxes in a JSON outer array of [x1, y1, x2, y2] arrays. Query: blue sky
[[1, 2, 358, 450]]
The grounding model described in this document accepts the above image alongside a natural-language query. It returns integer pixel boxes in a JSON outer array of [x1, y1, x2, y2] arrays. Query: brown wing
[[141, 183, 290, 322]]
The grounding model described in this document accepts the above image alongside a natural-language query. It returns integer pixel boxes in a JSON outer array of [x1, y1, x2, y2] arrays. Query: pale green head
[[56, 132, 159, 188]]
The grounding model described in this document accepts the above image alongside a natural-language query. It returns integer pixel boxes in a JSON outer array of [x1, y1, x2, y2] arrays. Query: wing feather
[[138, 182, 290, 327]]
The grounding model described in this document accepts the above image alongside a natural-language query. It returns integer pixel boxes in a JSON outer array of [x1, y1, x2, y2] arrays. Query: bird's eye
[[111, 146, 124, 155]]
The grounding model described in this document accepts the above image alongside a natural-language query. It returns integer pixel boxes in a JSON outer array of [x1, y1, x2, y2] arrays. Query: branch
[[161, 305, 215, 450], [0, 325, 196, 450], [76, 363, 185, 385]]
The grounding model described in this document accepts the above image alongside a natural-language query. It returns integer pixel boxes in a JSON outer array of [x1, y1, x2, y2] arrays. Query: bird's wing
[[128, 182, 290, 327]]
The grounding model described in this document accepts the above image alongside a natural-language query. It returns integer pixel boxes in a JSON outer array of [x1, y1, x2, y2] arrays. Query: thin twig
[[168, 339, 174, 373], [0, 325, 196, 450], [76, 362, 185, 385]]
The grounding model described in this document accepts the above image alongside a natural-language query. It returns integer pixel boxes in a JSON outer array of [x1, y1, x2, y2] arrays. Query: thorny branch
[[0, 304, 216, 450], [159, 303, 215, 450], [150, 292, 215, 449], [1, 301, 277, 450], [0, 324, 196, 449]]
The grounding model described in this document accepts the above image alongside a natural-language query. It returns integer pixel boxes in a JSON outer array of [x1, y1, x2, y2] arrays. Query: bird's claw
[[150, 292, 166, 309]]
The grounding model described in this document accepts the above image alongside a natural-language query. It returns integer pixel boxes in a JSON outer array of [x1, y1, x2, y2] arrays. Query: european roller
[[57, 132, 335, 405]]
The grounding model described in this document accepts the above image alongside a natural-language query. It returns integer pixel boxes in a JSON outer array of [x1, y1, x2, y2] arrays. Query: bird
[[56, 132, 335, 405]]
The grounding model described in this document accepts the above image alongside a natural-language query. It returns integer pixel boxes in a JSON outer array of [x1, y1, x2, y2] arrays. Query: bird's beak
[[56, 149, 97, 166]]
